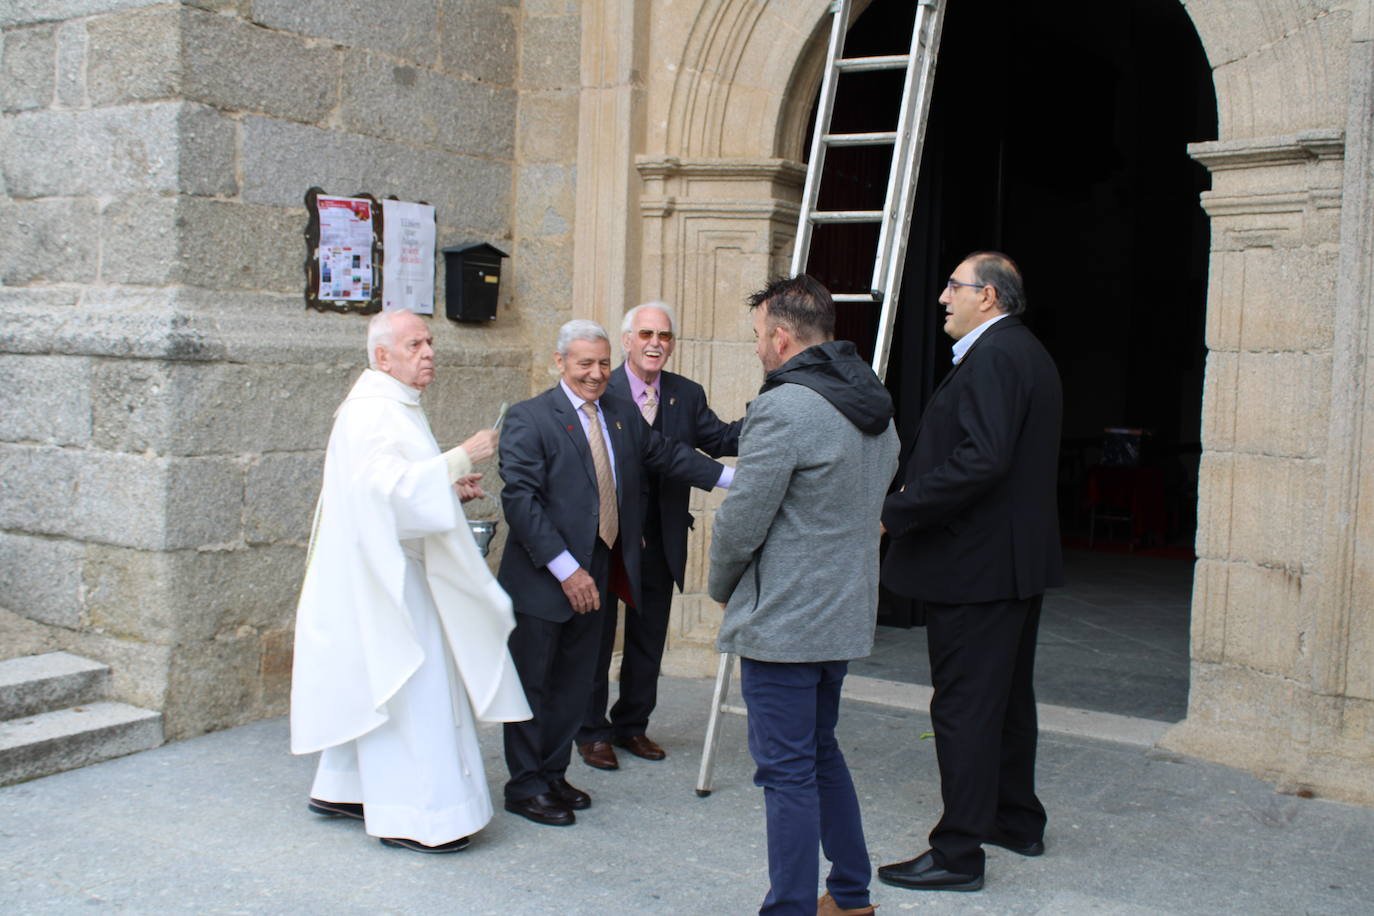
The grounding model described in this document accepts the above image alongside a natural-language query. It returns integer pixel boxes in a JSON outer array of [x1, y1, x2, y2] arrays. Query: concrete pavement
[[3, 674, 1372, 915]]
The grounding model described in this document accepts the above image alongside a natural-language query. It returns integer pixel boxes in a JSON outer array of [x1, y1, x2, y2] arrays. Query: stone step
[[0, 701, 164, 787], [0, 651, 111, 720]]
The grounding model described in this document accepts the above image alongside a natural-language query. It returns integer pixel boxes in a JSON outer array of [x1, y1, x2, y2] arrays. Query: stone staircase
[[0, 652, 163, 787]]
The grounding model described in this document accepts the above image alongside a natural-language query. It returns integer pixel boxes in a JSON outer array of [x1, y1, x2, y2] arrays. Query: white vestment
[[290, 369, 530, 845]]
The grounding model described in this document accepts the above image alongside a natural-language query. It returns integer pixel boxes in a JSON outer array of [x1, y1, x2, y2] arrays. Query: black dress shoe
[[985, 830, 1045, 857], [878, 850, 983, 892], [548, 777, 591, 810], [380, 835, 470, 853], [307, 798, 364, 820], [504, 792, 575, 826]]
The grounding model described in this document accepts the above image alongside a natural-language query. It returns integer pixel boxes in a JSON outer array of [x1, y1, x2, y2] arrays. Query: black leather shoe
[[504, 792, 575, 826], [548, 777, 591, 810], [307, 798, 363, 820], [985, 830, 1044, 857], [380, 835, 470, 853], [878, 850, 983, 892]]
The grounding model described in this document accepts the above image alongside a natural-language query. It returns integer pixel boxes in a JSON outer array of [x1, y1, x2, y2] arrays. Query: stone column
[[636, 155, 805, 676], [1161, 126, 1374, 802]]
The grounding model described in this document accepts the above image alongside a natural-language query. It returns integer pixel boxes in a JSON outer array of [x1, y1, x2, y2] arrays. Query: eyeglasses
[[634, 329, 674, 342], [946, 278, 988, 292]]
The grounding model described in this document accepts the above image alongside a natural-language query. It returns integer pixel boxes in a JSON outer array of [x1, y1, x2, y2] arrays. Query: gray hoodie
[[709, 341, 900, 663]]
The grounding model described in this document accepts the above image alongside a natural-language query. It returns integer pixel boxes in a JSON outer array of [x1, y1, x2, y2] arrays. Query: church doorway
[[801, 0, 1218, 723]]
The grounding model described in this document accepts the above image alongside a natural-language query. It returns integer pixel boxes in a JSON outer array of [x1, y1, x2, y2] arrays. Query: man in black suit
[[576, 301, 742, 770], [497, 319, 730, 827], [877, 252, 1063, 892]]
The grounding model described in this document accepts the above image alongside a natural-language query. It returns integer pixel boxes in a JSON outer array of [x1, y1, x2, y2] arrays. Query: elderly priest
[[290, 309, 531, 854]]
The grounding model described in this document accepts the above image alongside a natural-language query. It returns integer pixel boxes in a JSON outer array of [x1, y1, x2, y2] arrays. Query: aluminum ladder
[[695, 0, 946, 797]]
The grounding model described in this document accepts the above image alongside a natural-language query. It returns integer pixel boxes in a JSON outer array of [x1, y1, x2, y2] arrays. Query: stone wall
[[0, 0, 574, 739]]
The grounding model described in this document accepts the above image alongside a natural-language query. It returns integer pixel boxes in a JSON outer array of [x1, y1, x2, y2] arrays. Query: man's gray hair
[[366, 310, 410, 368], [556, 318, 609, 356], [620, 301, 677, 336]]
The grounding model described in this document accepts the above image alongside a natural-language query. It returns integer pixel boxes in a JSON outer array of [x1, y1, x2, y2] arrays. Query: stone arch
[[1182, 1, 1350, 138], [653, 0, 881, 160], [636, 0, 1374, 806]]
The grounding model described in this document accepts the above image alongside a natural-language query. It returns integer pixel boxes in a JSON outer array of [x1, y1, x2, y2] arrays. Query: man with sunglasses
[[576, 302, 743, 771], [877, 252, 1064, 893]]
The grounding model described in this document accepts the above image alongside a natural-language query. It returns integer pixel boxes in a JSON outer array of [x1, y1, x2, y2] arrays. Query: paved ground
[[3, 674, 1372, 915]]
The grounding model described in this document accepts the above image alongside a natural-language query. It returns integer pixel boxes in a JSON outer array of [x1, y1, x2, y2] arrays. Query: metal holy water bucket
[[467, 519, 498, 557]]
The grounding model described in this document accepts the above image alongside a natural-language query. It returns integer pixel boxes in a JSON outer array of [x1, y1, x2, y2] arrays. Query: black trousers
[[579, 534, 673, 743], [925, 594, 1046, 875], [503, 540, 611, 802]]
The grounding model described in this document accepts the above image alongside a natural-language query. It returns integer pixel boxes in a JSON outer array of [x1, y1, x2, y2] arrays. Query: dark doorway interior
[[801, 0, 1217, 719]]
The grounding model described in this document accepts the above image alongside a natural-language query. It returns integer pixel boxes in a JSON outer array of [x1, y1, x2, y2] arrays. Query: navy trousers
[[740, 658, 871, 916]]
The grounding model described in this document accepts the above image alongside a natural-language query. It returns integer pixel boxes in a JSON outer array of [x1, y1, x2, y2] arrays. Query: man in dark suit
[[576, 301, 742, 770], [877, 252, 1063, 892], [497, 319, 730, 827]]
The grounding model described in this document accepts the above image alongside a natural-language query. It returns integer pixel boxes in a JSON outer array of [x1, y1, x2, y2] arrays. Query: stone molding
[[1188, 129, 1346, 171]]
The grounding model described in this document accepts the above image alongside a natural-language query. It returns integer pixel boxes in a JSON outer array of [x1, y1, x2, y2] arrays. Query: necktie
[[641, 387, 658, 426], [581, 401, 619, 547]]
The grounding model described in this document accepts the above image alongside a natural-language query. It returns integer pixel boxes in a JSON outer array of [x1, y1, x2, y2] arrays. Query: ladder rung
[[836, 54, 910, 73], [809, 210, 884, 224], [823, 131, 898, 147], [832, 292, 884, 303]]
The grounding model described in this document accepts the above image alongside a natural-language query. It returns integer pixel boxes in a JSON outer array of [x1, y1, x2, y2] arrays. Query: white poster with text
[[382, 199, 437, 315]]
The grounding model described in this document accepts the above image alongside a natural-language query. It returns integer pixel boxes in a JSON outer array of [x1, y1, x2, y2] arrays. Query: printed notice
[[317, 195, 374, 301], [382, 200, 437, 315]]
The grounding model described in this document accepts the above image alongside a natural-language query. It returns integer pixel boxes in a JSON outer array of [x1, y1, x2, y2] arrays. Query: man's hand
[[561, 567, 600, 614], [462, 429, 500, 464], [455, 472, 486, 503]]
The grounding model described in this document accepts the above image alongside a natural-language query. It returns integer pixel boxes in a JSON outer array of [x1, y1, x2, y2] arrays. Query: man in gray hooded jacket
[[709, 275, 900, 916]]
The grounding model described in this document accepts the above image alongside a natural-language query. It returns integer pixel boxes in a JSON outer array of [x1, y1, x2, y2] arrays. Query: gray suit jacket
[[709, 383, 899, 663]]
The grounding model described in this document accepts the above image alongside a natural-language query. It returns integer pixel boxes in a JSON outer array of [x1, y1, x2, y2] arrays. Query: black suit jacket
[[497, 384, 725, 622], [881, 316, 1064, 604], [605, 365, 742, 591]]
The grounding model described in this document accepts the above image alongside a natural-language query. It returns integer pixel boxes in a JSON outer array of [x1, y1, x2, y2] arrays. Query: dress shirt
[[547, 381, 618, 582], [625, 368, 661, 420], [951, 312, 1008, 364]]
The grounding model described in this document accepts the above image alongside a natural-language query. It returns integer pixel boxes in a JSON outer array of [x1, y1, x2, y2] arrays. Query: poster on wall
[[303, 188, 382, 313], [316, 195, 374, 302], [381, 199, 436, 315]]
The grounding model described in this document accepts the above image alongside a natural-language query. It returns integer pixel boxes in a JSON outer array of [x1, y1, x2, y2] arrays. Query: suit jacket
[[497, 384, 725, 623], [605, 364, 742, 591], [881, 316, 1064, 604]]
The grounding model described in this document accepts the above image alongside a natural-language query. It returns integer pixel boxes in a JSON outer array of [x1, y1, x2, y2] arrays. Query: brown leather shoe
[[614, 734, 666, 760], [578, 739, 619, 770], [818, 892, 876, 915]]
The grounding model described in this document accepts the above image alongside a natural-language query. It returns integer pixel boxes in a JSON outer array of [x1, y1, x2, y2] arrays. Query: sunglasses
[[634, 329, 674, 342]]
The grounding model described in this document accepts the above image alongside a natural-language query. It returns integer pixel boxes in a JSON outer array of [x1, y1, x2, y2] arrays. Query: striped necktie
[[641, 387, 658, 425], [581, 401, 619, 547]]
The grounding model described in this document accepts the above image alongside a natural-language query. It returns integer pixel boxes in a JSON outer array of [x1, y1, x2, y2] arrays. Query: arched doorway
[[801, 0, 1218, 722]]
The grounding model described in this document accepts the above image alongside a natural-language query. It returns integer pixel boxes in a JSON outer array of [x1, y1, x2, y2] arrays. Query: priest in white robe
[[290, 309, 531, 854]]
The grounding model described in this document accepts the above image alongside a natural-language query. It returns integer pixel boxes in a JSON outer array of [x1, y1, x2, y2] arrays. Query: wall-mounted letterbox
[[442, 242, 508, 322]]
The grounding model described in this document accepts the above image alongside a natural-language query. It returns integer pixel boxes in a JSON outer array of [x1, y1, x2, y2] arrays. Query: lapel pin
[[566, 425, 574, 431], [670, 397, 677, 406], [615, 421, 623, 430]]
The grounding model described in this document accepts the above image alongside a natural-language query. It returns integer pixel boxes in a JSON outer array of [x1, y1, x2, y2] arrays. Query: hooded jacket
[[708, 341, 901, 662]]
